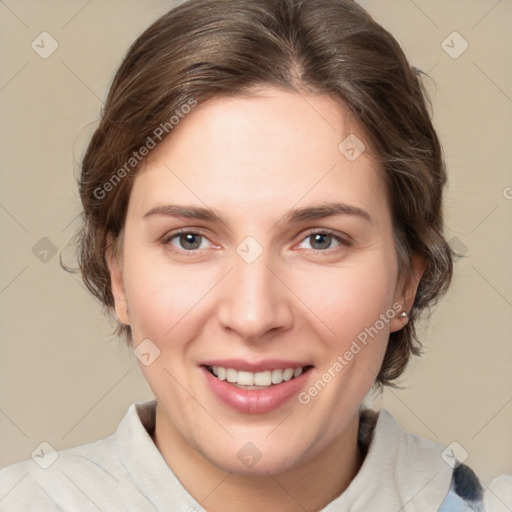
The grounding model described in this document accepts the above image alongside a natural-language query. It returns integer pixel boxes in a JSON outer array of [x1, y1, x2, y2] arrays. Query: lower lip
[[201, 366, 312, 414]]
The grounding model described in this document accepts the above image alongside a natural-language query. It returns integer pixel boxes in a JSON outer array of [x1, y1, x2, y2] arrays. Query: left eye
[[297, 232, 344, 251], [165, 231, 210, 251]]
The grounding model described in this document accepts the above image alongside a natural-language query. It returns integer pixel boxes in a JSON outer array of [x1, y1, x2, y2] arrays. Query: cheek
[[122, 247, 221, 343], [294, 258, 396, 430], [122, 235, 398, 353], [296, 253, 398, 348]]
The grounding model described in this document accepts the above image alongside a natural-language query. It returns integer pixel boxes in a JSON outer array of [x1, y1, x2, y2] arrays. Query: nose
[[216, 249, 294, 343]]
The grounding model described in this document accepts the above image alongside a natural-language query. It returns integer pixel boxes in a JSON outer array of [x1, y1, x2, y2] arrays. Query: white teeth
[[282, 368, 294, 381], [226, 368, 238, 383], [209, 366, 306, 386], [254, 370, 272, 386], [237, 371, 254, 386], [271, 369, 283, 384]]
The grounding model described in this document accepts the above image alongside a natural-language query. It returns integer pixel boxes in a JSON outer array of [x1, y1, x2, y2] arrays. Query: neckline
[[116, 400, 453, 510]]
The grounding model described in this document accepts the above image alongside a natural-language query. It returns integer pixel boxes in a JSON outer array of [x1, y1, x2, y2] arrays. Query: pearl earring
[[399, 311, 409, 320]]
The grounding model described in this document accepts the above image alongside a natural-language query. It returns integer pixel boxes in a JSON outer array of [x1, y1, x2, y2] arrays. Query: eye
[[297, 230, 350, 252], [163, 230, 212, 251], [162, 228, 350, 254]]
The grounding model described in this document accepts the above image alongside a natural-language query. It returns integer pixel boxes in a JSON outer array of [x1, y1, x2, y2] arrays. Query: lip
[[200, 364, 313, 414], [200, 359, 309, 372]]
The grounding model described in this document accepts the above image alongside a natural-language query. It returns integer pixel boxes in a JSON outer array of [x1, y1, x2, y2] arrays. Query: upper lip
[[200, 359, 312, 372]]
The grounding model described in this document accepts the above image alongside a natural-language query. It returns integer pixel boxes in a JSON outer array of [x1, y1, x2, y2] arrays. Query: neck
[[152, 404, 364, 512]]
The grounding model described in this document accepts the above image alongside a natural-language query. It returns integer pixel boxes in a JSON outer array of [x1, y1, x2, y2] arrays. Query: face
[[109, 86, 420, 475]]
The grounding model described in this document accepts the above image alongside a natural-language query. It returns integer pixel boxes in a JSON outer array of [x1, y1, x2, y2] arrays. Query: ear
[[106, 233, 130, 326], [389, 253, 427, 333]]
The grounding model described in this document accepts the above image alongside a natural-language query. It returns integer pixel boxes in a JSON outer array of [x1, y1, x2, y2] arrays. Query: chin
[[211, 449, 303, 476], [195, 431, 316, 476]]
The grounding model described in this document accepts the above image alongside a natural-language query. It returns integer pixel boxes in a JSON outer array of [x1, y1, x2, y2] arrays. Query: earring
[[399, 311, 409, 320]]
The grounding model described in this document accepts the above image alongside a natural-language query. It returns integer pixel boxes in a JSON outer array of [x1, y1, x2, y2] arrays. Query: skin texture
[[108, 86, 425, 511]]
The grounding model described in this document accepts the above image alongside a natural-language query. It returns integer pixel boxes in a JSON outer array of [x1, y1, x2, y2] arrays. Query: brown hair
[[68, 0, 454, 388]]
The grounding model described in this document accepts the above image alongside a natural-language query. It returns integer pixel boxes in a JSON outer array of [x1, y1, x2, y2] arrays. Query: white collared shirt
[[0, 400, 508, 511]]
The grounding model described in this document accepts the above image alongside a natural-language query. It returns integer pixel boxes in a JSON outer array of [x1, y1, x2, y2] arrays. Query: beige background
[[1, 0, 511, 486]]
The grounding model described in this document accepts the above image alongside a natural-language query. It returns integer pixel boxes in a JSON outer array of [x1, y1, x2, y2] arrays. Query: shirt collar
[[322, 408, 453, 511], [116, 399, 203, 510], [116, 400, 453, 511]]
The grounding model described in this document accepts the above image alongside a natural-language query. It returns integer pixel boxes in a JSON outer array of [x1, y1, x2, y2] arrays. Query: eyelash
[[162, 228, 352, 255]]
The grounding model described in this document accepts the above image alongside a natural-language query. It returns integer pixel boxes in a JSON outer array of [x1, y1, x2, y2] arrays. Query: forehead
[[129, 87, 390, 227]]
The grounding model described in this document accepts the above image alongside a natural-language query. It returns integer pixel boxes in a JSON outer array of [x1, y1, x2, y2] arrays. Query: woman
[[0, 0, 508, 510]]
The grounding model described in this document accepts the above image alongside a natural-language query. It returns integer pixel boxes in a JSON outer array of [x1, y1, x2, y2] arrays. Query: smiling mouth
[[203, 365, 314, 390]]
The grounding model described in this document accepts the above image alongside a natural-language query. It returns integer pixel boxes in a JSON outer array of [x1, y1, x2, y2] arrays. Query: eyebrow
[[143, 202, 373, 226]]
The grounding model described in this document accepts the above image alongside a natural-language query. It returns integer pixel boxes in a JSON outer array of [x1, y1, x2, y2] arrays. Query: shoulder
[[357, 407, 499, 511], [0, 400, 158, 511], [366, 408, 512, 512], [0, 434, 123, 511]]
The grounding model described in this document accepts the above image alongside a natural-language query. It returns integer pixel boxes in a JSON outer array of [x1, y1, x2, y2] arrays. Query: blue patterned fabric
[[438, 463, 485, 511]]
